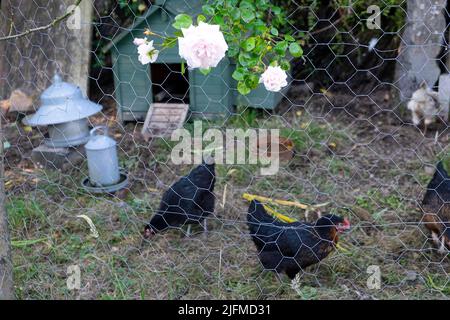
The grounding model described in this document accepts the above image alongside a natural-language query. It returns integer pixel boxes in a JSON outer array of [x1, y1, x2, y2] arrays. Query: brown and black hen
[[247, 200, 350, 279], [144, 157, 215, 238], [422, 161, 450, 253]]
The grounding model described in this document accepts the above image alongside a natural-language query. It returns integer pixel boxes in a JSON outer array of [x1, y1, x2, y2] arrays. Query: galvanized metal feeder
[[81, 126, 129, 193], [23, 74, 102, 147]]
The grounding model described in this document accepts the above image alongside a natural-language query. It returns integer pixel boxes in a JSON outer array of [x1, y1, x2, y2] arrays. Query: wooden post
[[0, 0, 15, 300], [67, 0, 93, 95], [0, 111, 14, 300]]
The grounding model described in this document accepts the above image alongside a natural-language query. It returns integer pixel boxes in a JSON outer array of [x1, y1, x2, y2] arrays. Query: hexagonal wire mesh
[[0, 0, 449, 299]]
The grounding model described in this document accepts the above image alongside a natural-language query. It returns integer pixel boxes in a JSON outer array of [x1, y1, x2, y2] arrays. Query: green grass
[[5, 109, 450, 300], [355, 189, 405, 216], [227, 106, 262, 128], [426, 274, 450, 295], [6, 198, 46, 230], [280, 123, 345, 153], [292, 285, 318, 300], [327, 158, 351, 177]]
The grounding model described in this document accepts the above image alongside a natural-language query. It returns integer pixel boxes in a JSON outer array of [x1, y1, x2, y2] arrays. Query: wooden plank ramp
[[141, 103, 189, 140]]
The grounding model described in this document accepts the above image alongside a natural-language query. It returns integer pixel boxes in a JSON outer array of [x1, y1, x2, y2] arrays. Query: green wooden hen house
[[103, 0, 285, 122]]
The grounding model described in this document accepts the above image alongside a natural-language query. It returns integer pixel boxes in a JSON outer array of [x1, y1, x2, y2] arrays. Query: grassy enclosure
[[1, 0, 450, 301], [4, 87, 450, 299]]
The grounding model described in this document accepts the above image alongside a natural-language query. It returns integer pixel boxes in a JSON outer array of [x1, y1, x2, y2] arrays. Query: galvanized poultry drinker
[[81, 126, 129, 193], [23, 74, 102, 147]]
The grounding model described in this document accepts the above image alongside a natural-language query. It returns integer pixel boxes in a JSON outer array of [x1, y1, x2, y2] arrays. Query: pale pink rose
[[133, 37, 147, 46], [178, 22, 228, 69], [137, 40, 159, 64], [260, 66, 288, 92]]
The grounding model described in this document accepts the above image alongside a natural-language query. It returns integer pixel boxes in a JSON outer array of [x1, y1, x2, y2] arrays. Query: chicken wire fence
[[1, 0, 450, 300]]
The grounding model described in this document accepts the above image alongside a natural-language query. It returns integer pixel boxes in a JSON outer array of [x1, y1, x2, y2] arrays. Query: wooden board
[[141, 103, 189, 140]]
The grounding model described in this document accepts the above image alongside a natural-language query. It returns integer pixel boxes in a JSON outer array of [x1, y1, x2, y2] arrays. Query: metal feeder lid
[[23, 74, 102, 126], [85, 126, 117, 151]]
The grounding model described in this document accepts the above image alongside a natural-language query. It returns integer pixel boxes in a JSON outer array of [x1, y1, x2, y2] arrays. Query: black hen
[[247, 200, 350, 279], [422, 161, 450, 253], [144, 159, 215, 238]]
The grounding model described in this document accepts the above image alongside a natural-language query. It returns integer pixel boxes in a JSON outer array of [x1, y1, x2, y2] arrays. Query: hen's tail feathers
[[186, 162, 216, 188], [436, 161, 449, 180], [247, 200, 276, 233], [429, 161, 450, 190]]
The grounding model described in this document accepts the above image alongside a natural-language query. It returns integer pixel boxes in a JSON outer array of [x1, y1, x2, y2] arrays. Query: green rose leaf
[[289, 42, 303, 58], [272, 6, 281, 15], [238, 52, 250, 67], [239, 52, 259, 68], [280, 59, 291, 71], [197, 14, 207, 24], [241, 9, 255, 23], [247, 55, 259, 68], [172, 14, 193, 30], [238, 81, 251, 95], [252, 19, 267, 34], [199, 68, 211, 76], [284, 34, 295, 42], [242, 37, 256, 52], [245, 74, 260, 89], [213, 15, 225, 26], [231, 8, 241, 20], [269, 60, 278, 67], [162, 37, 177, 49], [253, 38, 265, 54], [228, 45, 240, 57], [232, 68, 246, 81], [256, 0, 268, 6], [202, 4, 215, 16], [240, 0, 255, 10], [274, 40, 288, 56], [270, 27, 279, 36]]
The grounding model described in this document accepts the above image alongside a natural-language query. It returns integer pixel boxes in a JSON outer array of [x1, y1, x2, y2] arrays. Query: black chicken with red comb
[[247, 200, 350, 279]]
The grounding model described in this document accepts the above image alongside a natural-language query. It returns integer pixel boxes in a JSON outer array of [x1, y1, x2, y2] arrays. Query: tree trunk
[[0, 0, 93, 100], [394, 0, 447, 102]]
